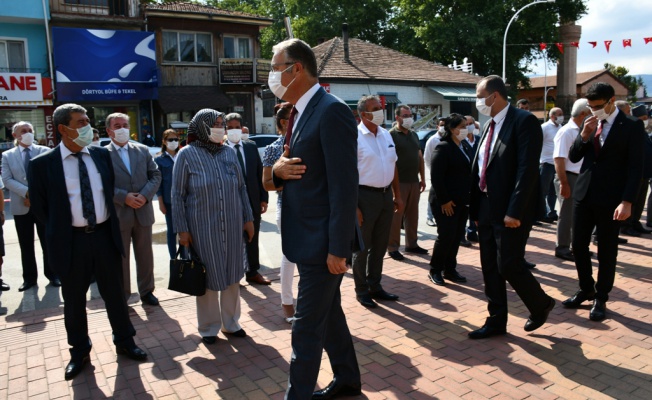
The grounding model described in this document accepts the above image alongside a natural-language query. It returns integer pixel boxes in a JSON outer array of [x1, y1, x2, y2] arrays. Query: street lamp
[[502, 0, 556, 82], [544, 87, 555, 121]]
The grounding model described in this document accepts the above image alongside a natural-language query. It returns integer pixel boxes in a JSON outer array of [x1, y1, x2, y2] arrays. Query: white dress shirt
[[553, 118, 583, 174], [540, 120, 561, 164], [225, 140, 247, 174], [291, 83, 322, 132], [423, 132, 442, 169], [477, 103, 509, 181], [357, 122, 397, 188], [60, 143, 109, 227], [597, 108, 620, 146]]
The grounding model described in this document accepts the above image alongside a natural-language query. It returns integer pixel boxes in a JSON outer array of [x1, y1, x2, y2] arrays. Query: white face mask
[[268, 64, 296, 100], [644, 119, 649, 128], [476, 94, 495, 116], [112, 127, 130, 143], [66, 125, 94, 148], [166, 140, 179, 151], [366, 110, 384, 126], [555, 116, 564, 124], [90, 140, 100, 147], [456, 128, 468, 142], [401, 117, 414, 130], [227, 129, 243, 143], [438, 126, 445, 135], [591, 100, 611, 121], [467, 124, 475, 132], [241, 133, 249, 141], [209, 127, 225, 143], [20, 132, 34, 146]]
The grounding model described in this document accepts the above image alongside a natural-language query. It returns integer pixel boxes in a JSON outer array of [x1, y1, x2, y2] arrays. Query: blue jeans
[[539, 163, 557, 218]]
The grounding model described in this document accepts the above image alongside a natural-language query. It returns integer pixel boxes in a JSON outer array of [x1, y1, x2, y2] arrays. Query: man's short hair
[[585, 82, 615, 102], [272, 38, 318, 78], [357, 95, 380, 115], [106, 112, 129, 129], [12, 121, 34, 134], [478, 75, 508, 100], [549, 107, 562, 117], [615, 100, 630, 111], [395, 105, 411, 117], [632, 104, 647, 118], [225, 112, 243, 126], [517, 99, 529, 107], [570, 98, 589, 118], [53, 103, 87, 129]]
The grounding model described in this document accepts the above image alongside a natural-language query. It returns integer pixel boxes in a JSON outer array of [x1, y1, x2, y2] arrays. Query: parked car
[[248, 134, 281, 160], [416, 129, 437, 153], [99, 138, 160, 158]]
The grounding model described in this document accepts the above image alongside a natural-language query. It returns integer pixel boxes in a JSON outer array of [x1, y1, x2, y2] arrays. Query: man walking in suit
[[2, 121, 60, 291], [563, 82, 646, 321], [105, 113, 161, 305], [224, 112, 271, 286], [468, 75, 555, 339], [270, 38, 361, 399], [28, 103, 146, 380]]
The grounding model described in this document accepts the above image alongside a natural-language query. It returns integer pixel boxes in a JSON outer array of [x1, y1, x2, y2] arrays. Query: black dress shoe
[[356, 294, 377, 308], [312, 379, 362, 399], [404, 246, 428, 254], [522, 259, 536, 269], [0, 280, 9, 291], [468, 325, 507, 339], [589, 299, 607, 321], [49, 278, 62, 287], [64, 355, 89, 380], [370, 290, 399, 301], [524, 297, 555, 332], [202, 336, 217, 345], [141, 292, 159, 306], [618, 236, 628, 244], [18, 281, 37, 292], [554, 249, 575, 262], [222, 328, 247, 338], [533, 221, 543, 226], [562, 290, 595, 308], [116, 344, 148, 361], [540, 216, 555, 224], [443, 270, 467, 283], [459, 238, 472, 247], [633, 222, 651, 234], [428, 271, 445, 286], [387, 250, 404, 261], [467, 232, 479, 242], [621, 227, 641, 237], [426, 218, 436, 227]]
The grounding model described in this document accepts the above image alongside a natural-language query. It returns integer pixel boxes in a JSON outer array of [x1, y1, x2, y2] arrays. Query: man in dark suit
[[224, 112, 271, 285], [563, 82, 646, 321], [468, 75, 555, 339], [270, 38, 361, 399], [28, 103, 146, 381]]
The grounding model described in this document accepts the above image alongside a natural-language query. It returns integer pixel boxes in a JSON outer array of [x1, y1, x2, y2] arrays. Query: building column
[[556, 23, 582, 115]]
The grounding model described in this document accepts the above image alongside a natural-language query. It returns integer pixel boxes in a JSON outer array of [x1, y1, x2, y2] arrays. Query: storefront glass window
[[0, 108, 46, 149]]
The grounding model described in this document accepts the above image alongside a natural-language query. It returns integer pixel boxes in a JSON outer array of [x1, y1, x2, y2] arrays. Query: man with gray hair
[[615, 100, 631, 116], [553, 99, 591, 261], [105, 112, 161, 306], [352, 95, 402, 309], [539, 107, 564, 223]]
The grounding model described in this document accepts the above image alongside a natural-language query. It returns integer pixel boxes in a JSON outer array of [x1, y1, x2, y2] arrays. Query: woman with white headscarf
[[172, 108, 254, 344]]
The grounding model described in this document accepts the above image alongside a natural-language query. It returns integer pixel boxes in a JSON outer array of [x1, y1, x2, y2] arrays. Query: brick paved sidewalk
[[0, 223, 651, 399]]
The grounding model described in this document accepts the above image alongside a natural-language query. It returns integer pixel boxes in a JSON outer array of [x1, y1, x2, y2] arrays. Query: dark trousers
[[477, 195, 549, 327], [61, 222, 136, 359], [572, 202, 620, 302], [624, 179, 648, 229], [647, 180, 652, 225], [14, 211, 57, 283], [429, 201, 468, 273], [286, 264, 360, 400], [352, 189, 394, 295], [539, 163, 557, 218], [245, 216, 262, 278]]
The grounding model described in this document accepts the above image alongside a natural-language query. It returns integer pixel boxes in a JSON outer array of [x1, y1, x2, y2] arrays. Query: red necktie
[[593, 120, 605, 156], [479, 119, 495, 192], [284, 106, 298, 147]]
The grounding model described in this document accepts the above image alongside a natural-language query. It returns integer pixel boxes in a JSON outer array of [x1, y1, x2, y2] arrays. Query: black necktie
[[24, 147, 31, 172], [235, 144, 246, 177], [73, 153, 96, 227]]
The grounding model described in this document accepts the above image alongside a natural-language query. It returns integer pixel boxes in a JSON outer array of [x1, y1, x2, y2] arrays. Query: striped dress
[[171, 145, 254, 291]]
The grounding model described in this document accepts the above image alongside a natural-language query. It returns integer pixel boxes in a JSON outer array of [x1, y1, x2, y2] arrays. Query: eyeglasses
[[588, 100, 610, 111], [166, 138, 179, 142], [270, 62, 295, 73]]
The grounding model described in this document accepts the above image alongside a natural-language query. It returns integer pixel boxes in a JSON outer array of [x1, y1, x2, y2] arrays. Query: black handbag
[[168, 246, 206, 296]]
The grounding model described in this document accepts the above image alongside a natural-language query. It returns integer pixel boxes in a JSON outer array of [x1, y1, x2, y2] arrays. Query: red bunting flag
[[539, 43, 547, 51], [556, 43, 564, 54], [570, 41, 579, 48], [644, 37, 652, 44], [588, 41, 597, 48], [623, 39, 632, 48], [605, 40, 612, 53]]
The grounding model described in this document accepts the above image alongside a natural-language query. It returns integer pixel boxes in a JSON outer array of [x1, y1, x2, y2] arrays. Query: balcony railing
[[50, 0, 140, 19]]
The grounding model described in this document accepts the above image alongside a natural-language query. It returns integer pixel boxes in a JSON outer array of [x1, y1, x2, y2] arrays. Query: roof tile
[[145, 1, 271, 21]]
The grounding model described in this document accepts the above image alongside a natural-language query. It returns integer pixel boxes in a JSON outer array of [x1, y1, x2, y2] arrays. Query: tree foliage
[[604, 63, 644, 102]]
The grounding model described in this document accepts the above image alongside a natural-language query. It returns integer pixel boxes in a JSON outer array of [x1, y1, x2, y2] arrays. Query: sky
[[528, 0, 652, 77]]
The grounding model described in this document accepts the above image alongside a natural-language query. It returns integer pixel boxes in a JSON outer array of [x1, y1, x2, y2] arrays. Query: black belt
[[566, 171, 578, 176], [359, 185, 391, 193], [72, 220, 108, 234]]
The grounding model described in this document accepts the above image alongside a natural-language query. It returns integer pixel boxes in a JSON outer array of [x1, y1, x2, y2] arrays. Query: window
[[162, 31, 212, 63], [64, 0, 109, 5], [223, 36, 252, 59], [0, 40, 26, 72]]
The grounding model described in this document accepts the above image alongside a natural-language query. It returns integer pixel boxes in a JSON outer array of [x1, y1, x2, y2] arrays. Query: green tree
[[604, 63, 642, 102]]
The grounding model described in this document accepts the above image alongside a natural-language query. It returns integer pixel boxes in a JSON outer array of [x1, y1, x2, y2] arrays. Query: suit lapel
[[107, 143, 130, 174], [599, 111, 625, 158], [488, 107, 514, 166], [12, 147, 26, 174], [291, 88, 326, 149]]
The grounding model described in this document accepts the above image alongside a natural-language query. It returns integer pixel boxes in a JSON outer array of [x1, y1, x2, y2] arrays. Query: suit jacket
[[27, 145, 124, 277], [280, 87, 359, 264], [241, 140, 269, 218], [569, 110, 646, 209], [469, 106, 542, 223], [2, 144, 50, 215], [106, 141, 162, 227], [429, 138, 472, 207]]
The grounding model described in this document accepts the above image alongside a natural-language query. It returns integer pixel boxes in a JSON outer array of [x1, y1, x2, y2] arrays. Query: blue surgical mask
[[66, 125, 94, 148]]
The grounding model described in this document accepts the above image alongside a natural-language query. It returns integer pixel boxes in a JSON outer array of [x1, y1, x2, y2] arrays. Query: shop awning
[[0, 99, 53, 106], [428, 86, 477, 102], [158, 86, 232, 113], [379, 94, 402, 104]]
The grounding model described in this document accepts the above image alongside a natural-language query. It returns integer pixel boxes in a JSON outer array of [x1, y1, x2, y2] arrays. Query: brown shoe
[[246, 273, 271, 285]]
